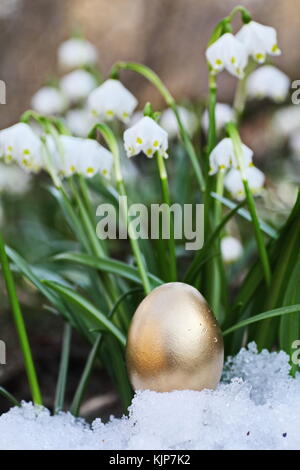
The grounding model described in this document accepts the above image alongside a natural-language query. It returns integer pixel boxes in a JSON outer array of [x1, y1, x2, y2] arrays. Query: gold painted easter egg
[[126, 282, 224, 392]]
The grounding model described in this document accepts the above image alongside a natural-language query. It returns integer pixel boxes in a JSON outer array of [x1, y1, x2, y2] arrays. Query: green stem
[[233, 61, 256, 121], [207, 73, 217, 155], [110, 62, 205, 192], [90, 123, 152, 295], [226, 122, 271, 285], [0, 232, 42, 406], [156, 151, 177, 281]]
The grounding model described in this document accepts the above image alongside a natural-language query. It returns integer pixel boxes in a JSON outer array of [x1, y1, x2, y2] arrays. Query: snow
[[0, 343, 299, 450]]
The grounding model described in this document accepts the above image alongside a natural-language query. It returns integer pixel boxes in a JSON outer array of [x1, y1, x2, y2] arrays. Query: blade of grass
[[0, 387, 20, 407], [70, 334, 101, 417], [43, 280, 126, 347], [54, 323, 72, 414], [223, 304, 300, 336], [0, 234, 42, 406], [210, 192, 278, 239], [52, 252, 163, 288]]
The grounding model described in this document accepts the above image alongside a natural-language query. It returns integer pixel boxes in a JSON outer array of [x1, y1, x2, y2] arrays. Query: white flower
[[289, 130, 300, 156], [209, 138, 253, 175], [60, 70, 97, 103], [236, 21, 281, 63], [65, 108, 97, 137], [124, 116, 168, 158], [159, 106, 198, 138], [224, 166, 265, 200], [0, 123, 43, 172], [45, 135, 113, 179], [221, 236, 243, 263], [247, 66, 290, 102], [31, 87, 68, 115], [0, 163, 32, 194], [58, 38, 98, 70], [206, 33, 248, 78], [87, 79, 138, 123], [272, 106, 300, 138], [202, 103, 235, 134]]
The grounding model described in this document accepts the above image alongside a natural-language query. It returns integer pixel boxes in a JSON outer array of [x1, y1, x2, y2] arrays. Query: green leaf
[[43, 280, 126, 347], [210, 192, 278, 239], [223, 304, 300, 336], [70, 334, 101, 417], [52, 252, 163, 288], [0, 387, 20, 407], [54, 323, 72, 414], [184, 200, 245, 284]]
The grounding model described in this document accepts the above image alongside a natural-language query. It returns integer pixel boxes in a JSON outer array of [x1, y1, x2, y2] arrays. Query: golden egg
[[126, 282, 224, 392]]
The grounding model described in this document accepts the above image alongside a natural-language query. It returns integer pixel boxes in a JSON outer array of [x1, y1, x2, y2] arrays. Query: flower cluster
[[247, 65, 290, 102], [0, 123, 113, 180], [209, 137, 265, 200], [87, 79, 138, 123], [124, 116, 168, 159], [209, 137, 253, 175], [0, 123, 43, 172], [206, 20, 281, 80], [224, 166, 265, 200], [45, 135, 113, 178]]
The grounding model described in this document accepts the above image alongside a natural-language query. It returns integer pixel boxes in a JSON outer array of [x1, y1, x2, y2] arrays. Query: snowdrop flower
[[0, 163, 31, 195], [58, 38, 98, 70], [221, 236, 243, 263], [0, 123, 43, 172], [65, 108, 97, 137], [124, 116, 168, 158], [206, 33, 248, 78], [159, 106, 198, 138], [60, 70, 97, 103], [272, 106, 300, 138], [46, 135, 113, 179], [209, 138, 253, 175], [87, 79, 138, 123], [236, 21, 281, 63], [224, 166, 265, 200], [247, 66, 290, 102], [289, 130, 300, 157], [202, 103, 235, 134], [31, 86, 68, 115]]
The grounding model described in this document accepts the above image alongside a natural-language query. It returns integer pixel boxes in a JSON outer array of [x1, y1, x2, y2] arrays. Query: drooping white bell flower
[[236, 21, 281, 63], [124, 116, 168, 158], [45, 135, 113, 179], [0, 163, 31, 195], [224, 166, 265, 200], [209, 137, 253, 175], [65, 108, 97, 137], [221, 236, 243, 263], [289, 130, 300, 157], [58, 38, 98, 70], [202, 103, 235, 134], [60, 70, 97, 103], [206, 33, 248, 78], [87, 79, 138, 123], [247, 66, 290, 102], [31, 86, 68, 115], [159, 106, 198, 138], [0, 123, 43, 172], [272, 106, 300, 139]]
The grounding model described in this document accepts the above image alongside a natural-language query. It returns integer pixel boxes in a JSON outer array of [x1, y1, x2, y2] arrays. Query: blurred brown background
[[0, 0, 297, 128]]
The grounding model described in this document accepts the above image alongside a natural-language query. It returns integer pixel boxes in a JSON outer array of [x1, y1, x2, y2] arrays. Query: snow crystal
[[0, 343, 299, 450]]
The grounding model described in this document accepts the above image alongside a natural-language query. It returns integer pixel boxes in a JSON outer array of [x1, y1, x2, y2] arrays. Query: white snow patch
[[0, 343, 299, 450]]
